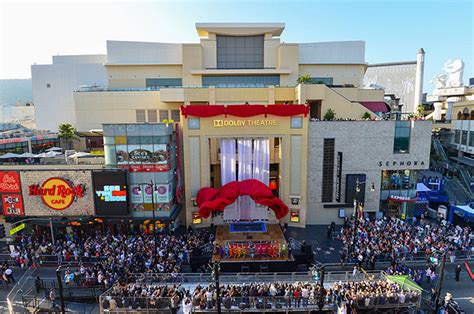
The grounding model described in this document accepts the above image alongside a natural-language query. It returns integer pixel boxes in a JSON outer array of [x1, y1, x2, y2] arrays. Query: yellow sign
[[10, 223, 25, 235], [213, 119, 277, 127]]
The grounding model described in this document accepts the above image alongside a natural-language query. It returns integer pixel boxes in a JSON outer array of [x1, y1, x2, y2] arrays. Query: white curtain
[[237, 139, 254, 221], [221, 139, 239, 222], [252, 138, 270, 221]]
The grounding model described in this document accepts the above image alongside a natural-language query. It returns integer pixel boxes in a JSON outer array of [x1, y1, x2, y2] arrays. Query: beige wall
[[298, 85, 377, 119], [74, 91, 180, 131], [182, 44, 203, 86], [107, 65, 183, 88], [278, 44, 299, 86], [264, 34, 279, 68], [201, 34, 217, 69], [299, 64, 366, 87], [181, 112, 308, 227]]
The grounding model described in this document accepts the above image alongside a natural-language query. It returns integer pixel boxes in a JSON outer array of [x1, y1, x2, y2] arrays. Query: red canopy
[[358, 101, 390, 113], [180, 104, 309, 118], [197, 179, 289, 219]]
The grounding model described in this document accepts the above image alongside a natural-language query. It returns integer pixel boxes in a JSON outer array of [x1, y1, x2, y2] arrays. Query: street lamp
[[137, 180, 157, 258], [352, 179, 375, 257], [211, 262, 221, 314]]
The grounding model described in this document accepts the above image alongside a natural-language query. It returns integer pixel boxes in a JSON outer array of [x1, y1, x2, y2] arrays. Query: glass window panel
[[188, 118, 200, 130], [104, 136, 115, 145], [128, 136, 141, 144]]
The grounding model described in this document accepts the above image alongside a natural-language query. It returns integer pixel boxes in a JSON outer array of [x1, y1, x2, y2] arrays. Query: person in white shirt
[[182, 297, 192, 314]]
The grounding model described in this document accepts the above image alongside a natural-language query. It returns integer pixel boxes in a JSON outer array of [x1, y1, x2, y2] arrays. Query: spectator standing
[[455, 264, 462, 282]]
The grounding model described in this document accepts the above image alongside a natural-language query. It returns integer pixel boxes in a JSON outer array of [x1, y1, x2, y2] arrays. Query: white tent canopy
[[46, 147, 62, 152], [416, 183, 431, 192], [0, 153, 21, 159], [67, 152, 91, 159], [34, 151, 62, 158], [18, 152, 36, 158]]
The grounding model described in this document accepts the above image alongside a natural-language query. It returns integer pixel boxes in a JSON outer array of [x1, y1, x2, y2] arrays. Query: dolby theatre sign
[[213, 119, 277, 127]]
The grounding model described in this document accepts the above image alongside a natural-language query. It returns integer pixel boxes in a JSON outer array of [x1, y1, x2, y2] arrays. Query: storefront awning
[[358, 101, 390, 113], [180, 104, 309, 118]]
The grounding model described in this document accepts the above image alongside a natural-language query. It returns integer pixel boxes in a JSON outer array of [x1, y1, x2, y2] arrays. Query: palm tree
[[297, 74, 312, 84], [58, 123, 79, 150]]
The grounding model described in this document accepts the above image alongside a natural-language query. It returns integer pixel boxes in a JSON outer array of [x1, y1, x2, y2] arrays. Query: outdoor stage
[[211, 223, 296, 272]]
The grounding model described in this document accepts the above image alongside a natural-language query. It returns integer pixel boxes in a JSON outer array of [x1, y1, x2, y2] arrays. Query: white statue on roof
[[430, 73, 447, 89], [443, 59, 464, 87]]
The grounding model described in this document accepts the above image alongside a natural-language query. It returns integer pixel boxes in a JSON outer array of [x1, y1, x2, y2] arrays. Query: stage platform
[[212, 224, 292, 263]]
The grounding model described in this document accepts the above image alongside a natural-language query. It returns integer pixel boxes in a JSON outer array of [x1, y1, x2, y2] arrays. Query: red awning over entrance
[[358, 101, 390, 113]]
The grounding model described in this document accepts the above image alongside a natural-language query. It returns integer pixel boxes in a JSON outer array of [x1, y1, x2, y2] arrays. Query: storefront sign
[[0, 171, 24, 217], [335, 152, 343, 202], [29, 178, 85, 210], [2, 194, 24, 216], [9, 223, 25, 236], [20, 170, 94, 217], [0, 172, 21, 193], [389, 195, 417, 202], [154, 183, 173, 203], [213, 119, 277, 127], [93, 171, 128, 216], [378, 160, 426, 167]]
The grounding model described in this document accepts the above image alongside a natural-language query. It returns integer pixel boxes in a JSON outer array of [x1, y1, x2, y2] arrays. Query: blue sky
[[1, 0, 472, 90]]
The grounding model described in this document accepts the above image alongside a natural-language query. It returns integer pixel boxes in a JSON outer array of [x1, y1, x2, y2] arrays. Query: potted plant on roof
[[323, 108, 336, 121]]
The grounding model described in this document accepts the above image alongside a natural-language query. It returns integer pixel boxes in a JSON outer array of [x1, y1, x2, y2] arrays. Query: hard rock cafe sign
[[29, 178, 85, 210]]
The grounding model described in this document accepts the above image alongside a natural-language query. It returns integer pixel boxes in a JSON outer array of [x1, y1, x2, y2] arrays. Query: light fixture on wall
[[291, 198, 299, 205]]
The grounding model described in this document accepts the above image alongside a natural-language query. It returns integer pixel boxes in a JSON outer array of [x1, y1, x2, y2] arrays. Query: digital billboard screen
[[93, 171, 129, 215]]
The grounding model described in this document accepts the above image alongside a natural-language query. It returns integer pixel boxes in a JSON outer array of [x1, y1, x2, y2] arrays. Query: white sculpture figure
[[430, 73, 447, 89], [443, 59, 464, 87]]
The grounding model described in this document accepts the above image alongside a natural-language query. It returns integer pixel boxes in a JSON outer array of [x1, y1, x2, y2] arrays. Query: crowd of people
[[10, 226, 214, 287], [332, 280, 420, 312], [385, 263, 425, 286], [101, 280, 420, 313], [340, 216, 473, 266]]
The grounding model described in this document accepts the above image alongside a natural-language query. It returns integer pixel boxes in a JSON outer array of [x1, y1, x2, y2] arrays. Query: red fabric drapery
[[197, 179, 289, 219], [226, 105, 267, 117], [267, 105, 309, 117], [181, 105, 225, 118], [180, 104, 309, 118]]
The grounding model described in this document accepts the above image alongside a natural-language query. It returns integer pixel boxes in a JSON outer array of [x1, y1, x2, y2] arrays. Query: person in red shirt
[[293, 288, 301, 307]]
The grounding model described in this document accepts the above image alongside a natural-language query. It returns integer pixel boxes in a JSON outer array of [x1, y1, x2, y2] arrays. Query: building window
[[170, 109, 180, 122], [216, 35, 264, 69], [393, 121, 411, 153], [188, 118, 200, 130], [159, 110, 169, 122], [454, 130, 460, 144], [147, 110, 157, 123], [136, 110, 146, 123], [309, 77, 334, 85], [202, 75, 280, 87], [46, 83, 51, 88], [290, 117, 303, 128], [146, 78, 182, 90], [462, 130, 468, 145], [322, 138, 335, 202], [470, 131, 474, 147]]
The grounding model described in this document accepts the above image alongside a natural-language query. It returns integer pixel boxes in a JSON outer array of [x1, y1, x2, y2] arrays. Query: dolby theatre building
[[31, 23, 432, 226]]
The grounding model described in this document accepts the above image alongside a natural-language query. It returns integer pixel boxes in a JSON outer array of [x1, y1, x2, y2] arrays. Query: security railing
[[100, 296, 173, 313], [125, 271, 382, 285]]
